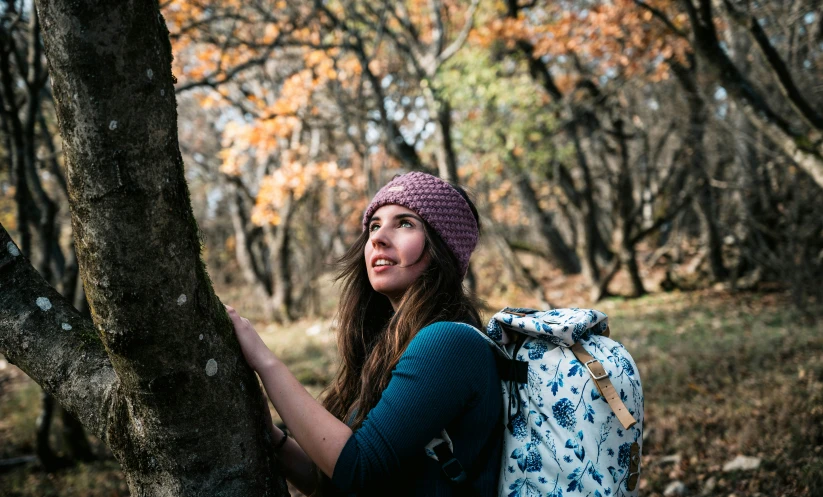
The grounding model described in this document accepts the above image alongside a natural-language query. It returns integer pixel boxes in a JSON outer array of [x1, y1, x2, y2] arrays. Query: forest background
[[0, 0, 822, 495]]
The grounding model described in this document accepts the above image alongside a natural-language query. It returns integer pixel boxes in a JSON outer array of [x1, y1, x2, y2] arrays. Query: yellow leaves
[[473, 17, 533, 48], [368, 59, 382, 76], [197, 91, 224, 109], [263, 24, 281, 44], [489, 180, 512, 203], [220, 115, 302, 177], [305, 50, 329, 67], [251, 161, 358, 226], [304, 50, 339, 81]]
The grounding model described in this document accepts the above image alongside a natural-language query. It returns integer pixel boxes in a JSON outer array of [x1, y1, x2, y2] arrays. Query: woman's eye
[[369, 223, 380, 232], [400, 220, 413, 228]]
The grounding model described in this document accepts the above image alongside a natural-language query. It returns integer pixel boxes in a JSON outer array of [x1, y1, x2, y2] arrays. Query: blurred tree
[[0, 0, 93, 470]]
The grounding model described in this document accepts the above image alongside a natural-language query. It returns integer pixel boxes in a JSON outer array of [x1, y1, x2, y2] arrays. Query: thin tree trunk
[[431, 97, 459, 183], [671, 61, 728, 282], [268, 192, 295, 323], [565, 126, 614, 281], [228, 182, 271, 292], [60, 408, 95, 462], [613, 119, 646, 298], [512, 172, 581, 274], [35, 391, 69, 471]]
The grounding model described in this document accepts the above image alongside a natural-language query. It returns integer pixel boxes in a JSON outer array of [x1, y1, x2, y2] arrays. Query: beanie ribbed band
[[362, 172, 479, 277]]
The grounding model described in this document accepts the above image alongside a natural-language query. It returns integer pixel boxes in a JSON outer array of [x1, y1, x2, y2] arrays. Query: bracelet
[[274, 431, 289, 451]]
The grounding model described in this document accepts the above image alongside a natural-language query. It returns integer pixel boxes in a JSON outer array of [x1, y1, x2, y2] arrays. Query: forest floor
[[1, 288, 821, 496]]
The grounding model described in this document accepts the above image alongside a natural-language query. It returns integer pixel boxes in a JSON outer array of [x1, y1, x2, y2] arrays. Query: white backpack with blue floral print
[[426, 307, 643, 497]]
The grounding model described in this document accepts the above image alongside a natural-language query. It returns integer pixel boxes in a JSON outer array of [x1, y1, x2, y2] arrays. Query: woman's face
[[364, 204, 430, 309]]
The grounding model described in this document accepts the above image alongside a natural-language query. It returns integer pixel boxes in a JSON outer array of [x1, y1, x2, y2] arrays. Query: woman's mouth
[[373, 258, 397, 272]]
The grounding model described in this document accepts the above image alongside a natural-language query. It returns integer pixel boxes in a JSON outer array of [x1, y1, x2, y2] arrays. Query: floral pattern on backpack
[[428, 308, 643, 497]]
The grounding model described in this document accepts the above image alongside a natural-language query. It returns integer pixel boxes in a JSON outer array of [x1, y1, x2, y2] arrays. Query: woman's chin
[[371, 284, 405, 303]]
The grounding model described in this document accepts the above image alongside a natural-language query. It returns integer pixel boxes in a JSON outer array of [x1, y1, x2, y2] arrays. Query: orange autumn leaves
[[474, 0, 690, 84], [251, 159, 358, 226], [164, 0, 367, 227], [161, 0, 690, 229]]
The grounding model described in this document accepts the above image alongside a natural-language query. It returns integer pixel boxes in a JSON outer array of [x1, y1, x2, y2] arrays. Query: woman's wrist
[[274, 430, 289, 451], [253, 350, 279, 372]]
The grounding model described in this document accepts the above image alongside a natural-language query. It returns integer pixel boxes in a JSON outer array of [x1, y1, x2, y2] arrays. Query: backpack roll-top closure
[[486, 308, 610, 349]]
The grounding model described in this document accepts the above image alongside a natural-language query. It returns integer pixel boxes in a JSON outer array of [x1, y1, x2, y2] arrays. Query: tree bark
[[426, 93, 459, 183], [612, 119, 646, 298], [1, 226, 119, 447], [267, 192, 295, 323], [3, 0, 290, 495], [512, 172, 581, 274], [671, 61, 729, 282]]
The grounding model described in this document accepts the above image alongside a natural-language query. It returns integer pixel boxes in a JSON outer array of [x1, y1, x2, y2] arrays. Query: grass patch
[[0, 380, 41, 458], [0, 461, 127, 497], [601, 290, 823, 496]]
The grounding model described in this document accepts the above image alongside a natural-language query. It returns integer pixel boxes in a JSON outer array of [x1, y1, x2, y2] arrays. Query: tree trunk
[[563, 126, 614, 282], [227, 182, 272, 292], [430, 97, 459, 183], [3, 0, 290, 495], [512, 172, 581, 274], [35, 391, 69, 471], [267, 192, 295, 323], [671, 61, 728, 282], [613, 119, 646, 298], [60, 407, 96, 462]]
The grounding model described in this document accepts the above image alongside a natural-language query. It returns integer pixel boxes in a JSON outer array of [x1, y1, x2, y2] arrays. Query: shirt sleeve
[[331, 321, 493, 492]]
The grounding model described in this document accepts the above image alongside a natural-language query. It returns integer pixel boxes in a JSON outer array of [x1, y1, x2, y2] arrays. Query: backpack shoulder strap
[[570, 342, 637, 430], [433, 413, 504, 496]]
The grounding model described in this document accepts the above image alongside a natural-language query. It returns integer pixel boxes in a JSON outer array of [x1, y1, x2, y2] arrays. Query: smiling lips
[[371, 255, 397, 272]]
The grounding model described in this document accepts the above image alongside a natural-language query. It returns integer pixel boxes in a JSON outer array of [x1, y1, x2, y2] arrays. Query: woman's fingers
[[223, 303, 274, 370]]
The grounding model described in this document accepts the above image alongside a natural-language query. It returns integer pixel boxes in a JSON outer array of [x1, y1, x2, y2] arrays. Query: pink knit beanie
[[362, 172, 479, 277]]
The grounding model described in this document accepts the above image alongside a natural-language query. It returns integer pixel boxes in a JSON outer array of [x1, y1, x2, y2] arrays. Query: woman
[[226, 172, 502, 496]]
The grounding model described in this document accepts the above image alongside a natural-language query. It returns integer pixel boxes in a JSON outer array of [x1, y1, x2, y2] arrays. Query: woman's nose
[[370, 227, 390, 247]]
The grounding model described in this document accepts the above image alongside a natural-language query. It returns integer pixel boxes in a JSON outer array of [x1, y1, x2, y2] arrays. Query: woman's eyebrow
[[368, 213, 424, 223], [394, 213, 423, 222]]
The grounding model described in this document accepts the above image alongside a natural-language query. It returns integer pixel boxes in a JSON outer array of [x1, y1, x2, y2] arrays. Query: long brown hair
[[322, 187, 482, 429]]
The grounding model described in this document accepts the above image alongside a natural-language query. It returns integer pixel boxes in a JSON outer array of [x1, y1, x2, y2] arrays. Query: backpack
[[425, 307, 644, 497]]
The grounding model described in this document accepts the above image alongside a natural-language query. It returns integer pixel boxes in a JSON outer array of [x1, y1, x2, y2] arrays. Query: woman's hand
[[225, 305, 275, 371]]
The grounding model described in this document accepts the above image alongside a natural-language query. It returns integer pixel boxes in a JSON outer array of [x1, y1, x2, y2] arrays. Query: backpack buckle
[[440, 457, 467, 483], [626, 469, 640, 491], [627, 442, 641, 490], [584, 358, 609, 381]]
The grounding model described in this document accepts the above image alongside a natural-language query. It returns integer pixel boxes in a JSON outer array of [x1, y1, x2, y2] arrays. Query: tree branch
[[436, 0, 480, 66], [722, 0, 823, 131], [632, 0, 689, 39], [0, 224, 119, 442]]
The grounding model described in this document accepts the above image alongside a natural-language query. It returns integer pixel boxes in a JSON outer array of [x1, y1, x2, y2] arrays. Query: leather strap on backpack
[[570, 342, 637, 430]]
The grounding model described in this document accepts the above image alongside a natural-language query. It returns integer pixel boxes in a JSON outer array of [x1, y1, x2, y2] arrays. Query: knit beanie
[[362, 172, 479, 277]]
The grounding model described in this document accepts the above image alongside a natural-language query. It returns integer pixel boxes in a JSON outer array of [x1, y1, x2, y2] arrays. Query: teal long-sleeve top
[[331, 321, 502, 496]]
